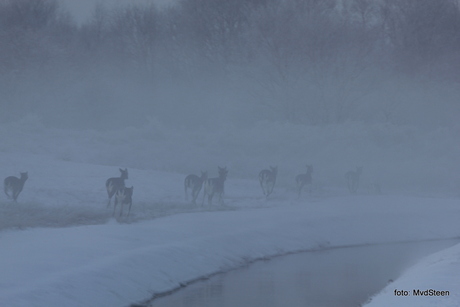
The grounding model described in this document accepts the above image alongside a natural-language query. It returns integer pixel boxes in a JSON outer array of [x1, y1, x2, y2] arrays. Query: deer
[[202, 166, 228, 206], [114, 186, 133, 217], [184, 171, 208, 204], [296, 165, 313, 198], [345, 166, 363, 194], [106, 168, 128, 207], [4, 172, 28, 202], [259, 166, 277, 198]]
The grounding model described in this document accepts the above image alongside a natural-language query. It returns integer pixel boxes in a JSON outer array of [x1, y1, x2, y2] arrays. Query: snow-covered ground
[[0, 120, 459, 306], [365, 243, 460, 307]]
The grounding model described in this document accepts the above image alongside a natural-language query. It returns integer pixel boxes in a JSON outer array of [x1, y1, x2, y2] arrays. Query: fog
[[1, 0, 459, 196], [58, 0, 175, 25]]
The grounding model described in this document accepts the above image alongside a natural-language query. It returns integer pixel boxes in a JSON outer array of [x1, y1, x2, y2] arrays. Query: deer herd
[[2, 165, 364, 217]]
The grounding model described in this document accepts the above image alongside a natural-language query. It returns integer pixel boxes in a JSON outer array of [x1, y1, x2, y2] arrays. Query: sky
[[58, 0, 174, 24]]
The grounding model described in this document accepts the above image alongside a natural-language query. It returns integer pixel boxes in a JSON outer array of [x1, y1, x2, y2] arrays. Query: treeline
[[0, 0, 459, 128]]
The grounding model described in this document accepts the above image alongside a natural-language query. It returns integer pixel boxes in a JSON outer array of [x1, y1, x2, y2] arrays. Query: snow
[[0, 121, 459, 306], [365, 243, 460, 307]]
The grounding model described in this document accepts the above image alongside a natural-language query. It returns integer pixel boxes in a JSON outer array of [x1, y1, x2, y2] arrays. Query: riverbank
[[1, 194, 459, 307], [365, 241, 460, 307]]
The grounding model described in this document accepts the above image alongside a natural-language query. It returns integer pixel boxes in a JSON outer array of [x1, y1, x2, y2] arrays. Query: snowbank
[[365, 243, 460, 307]]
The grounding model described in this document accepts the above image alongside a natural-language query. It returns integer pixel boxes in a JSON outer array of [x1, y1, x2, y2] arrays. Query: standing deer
[[202, 166, 228, 206], [296, 165, 313, 198], [4, 172, 28, 202], [345, 166, 363, 194], [114, 186, 133, 217], [184, 171, 208, 204], [259, 166, 277, 197], [106, 168, 128, 206]]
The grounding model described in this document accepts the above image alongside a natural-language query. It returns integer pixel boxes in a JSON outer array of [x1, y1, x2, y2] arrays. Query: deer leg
[[268, 183, 274, 197], [192, 188, 198, 204], [347, 181, 351, 193], [12, 189, 20, 202], [112, 193, 124, 216], [202, 189, 206, 206], [219, 193, 224, 205], [194, 186, 202, 205], [4, 185, 11, 199], [260, 180, 266, 196], [208, 193, 213, 206], [127, 201, 132, 217], [107, 190, 114, 207], [298, 183, 305, 198]]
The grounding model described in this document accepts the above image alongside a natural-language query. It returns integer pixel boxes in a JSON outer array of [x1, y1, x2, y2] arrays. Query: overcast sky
[[59, 0, 174, 24]]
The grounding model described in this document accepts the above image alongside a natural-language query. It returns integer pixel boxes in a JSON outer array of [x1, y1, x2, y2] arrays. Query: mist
[[1, 0, 459, 196]]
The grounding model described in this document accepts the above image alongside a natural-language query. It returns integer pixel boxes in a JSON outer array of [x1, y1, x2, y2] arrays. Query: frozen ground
[[0, 119, 459, 306]]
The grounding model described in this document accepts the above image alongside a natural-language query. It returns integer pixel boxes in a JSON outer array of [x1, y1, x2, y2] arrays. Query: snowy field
[[0, 119, 459, 306]]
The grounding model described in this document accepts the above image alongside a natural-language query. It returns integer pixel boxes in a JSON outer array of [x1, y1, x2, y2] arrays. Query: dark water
[[144, 240, 459, 307]]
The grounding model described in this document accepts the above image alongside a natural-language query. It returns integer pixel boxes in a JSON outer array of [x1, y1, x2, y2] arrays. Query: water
[[143, 240, 458, 307]]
